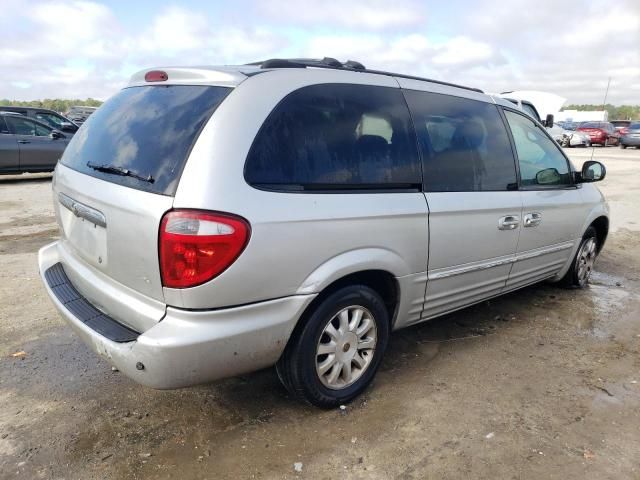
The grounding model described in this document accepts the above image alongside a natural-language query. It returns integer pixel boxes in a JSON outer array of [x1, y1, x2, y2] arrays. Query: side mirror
[[579, 160, 606, 183], [49, 130, 63, 139], [60, 121, 77, 132], [536, 167, 561, 185], [544, 114, 554, 128]]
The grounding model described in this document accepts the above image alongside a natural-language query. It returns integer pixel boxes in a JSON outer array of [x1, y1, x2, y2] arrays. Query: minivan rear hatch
[[53, 84, 231, 331]]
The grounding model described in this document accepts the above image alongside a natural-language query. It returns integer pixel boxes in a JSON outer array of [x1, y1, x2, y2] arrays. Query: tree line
[[564, 104, 640, 120], [0, 98, 103, 114]]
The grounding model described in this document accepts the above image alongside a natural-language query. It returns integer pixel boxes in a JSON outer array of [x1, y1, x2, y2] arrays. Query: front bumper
[[39, 241, 316, 389], [570, 134, 590, 147]]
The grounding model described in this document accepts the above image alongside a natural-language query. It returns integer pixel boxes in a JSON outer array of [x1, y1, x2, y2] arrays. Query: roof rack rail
[[247, 58, 483, 94]]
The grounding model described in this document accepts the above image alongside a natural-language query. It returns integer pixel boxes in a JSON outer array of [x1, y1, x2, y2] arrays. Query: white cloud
[[137, 6, 209, 53], [134, 6, 283, 63], [432, 37, 494, 66], [0, 0, 638, 105], [260, 0, 425, 29]]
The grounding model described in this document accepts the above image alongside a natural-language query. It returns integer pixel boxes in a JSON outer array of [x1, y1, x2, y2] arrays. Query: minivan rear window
[[60, 85, 231, 195]]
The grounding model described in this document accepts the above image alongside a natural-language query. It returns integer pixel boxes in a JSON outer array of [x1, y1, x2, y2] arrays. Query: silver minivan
[[39, 58, 608, 407]]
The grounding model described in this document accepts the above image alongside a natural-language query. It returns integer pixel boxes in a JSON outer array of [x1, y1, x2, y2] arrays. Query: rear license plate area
[[59, 198, 108, 268]]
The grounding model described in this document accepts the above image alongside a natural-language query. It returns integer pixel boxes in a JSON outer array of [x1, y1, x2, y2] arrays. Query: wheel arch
[[296, 269, 400, 331], [589, 215, 609, 253]]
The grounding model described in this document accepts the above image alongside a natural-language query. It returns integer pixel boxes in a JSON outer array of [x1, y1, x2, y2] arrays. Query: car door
[[0, 117, 20, 171], [4, 116, 67, 170], [403, 88, 522, 320], [503, 109, 586, 290]]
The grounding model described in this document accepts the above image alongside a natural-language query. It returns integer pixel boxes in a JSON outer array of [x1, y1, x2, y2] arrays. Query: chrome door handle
[[524, 212, 542, 227], [17, 139, 30, 144], [498, 215, 520, 230]]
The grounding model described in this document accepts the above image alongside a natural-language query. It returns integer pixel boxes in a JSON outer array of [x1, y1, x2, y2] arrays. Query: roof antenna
[[590, 76, 611, 163]]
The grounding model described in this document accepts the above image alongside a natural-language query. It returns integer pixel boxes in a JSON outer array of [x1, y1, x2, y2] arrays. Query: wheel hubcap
[[315, 306, 377, 390], [576, 237, 597, 284]]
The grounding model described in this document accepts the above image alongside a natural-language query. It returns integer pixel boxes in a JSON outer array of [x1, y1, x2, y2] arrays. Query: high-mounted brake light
[[159, 210, 250, 288], [145, 70, 168, 82]]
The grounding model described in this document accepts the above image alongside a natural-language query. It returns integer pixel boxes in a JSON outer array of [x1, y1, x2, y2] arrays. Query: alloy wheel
[[576, 237, 597, 285], [315, 306, 377, 390]]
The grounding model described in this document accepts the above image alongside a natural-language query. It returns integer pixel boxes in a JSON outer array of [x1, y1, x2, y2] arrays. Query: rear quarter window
[[244, 84, 421, 191], [61, 85, 231, 195]]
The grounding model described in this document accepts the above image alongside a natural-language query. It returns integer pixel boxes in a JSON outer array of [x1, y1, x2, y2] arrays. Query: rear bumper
[[622, 136, 640, 146], [39, 241, 316, 388]]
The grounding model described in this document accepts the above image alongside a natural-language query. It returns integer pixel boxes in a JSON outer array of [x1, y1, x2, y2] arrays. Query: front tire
[[620, 143, 627, 149], [560, 227, 598, 288], [276, 285, 390, 408]]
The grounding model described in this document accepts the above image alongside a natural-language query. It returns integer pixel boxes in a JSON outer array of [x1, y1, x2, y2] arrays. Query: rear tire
[[276, 285, 390, 408], [560, 227, 598, 288], [620, 143, 627, 149]]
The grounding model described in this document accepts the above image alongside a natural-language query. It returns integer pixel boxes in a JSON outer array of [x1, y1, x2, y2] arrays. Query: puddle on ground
[[589, 270, 632, 315], [562, 270, 635, 338]]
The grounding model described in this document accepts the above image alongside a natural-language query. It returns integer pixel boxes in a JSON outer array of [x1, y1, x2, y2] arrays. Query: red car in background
[[577, 122, 621, 146], [611, 120, 631, 136]]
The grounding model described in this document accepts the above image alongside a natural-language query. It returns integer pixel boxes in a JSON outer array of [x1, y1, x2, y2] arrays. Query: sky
[[1, 0, 638, 104]]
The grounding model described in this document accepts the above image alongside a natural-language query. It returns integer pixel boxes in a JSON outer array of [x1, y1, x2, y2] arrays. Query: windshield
[[60, 85, 231, 195]]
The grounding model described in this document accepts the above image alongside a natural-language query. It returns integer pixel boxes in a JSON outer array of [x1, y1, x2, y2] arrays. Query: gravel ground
[[1, 148, 639, 479]]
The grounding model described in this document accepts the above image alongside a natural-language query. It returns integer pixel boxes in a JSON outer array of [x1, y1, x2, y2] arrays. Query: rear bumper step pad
[[44, 263, 140, 343]]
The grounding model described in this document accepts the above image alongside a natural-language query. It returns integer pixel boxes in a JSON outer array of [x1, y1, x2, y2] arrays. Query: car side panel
[[507, 188, 586, 289], [15, 135, 67, 170], [170, 69, 429, 311], [421, 192, 522, 320], [0, 131, 19, 171]]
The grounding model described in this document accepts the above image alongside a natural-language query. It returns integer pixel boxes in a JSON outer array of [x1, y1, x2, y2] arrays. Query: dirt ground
[[1, 148, 639, 480]]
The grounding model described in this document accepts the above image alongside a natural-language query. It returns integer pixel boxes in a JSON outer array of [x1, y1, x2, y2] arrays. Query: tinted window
[[6, 116, 51, 136], [404, 90, 517, 192], [36, 112, 67, 130], [61, 85, 230, 195], [504, 110, 571, 187], [580, 122, 604, 128], [0, 117, 9, 134], [630, 123, 640, 129], [245, 84, 420, 190]]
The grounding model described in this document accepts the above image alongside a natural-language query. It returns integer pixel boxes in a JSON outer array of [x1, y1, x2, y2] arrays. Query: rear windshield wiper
[[86, 162, 154, 183]]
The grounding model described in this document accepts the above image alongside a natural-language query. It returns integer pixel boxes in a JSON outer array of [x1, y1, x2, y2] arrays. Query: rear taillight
[[159, 210, 250, 289], [145, 70, 168, 82]]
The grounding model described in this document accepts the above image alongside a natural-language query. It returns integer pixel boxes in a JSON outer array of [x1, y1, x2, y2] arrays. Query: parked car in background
[[495, 91, 566, 128], [0, 106, 78, 136], [620, 122, 640, 149], [546, 124, 590, 147], [557, 121, 578, 131], [65, 106, 97, 125], [39, 60, 609, 408], [497, 96, 551, 126], [0, 111, 70, 173], [611, 120, 631, 136], [577, 122, 620, 146]]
